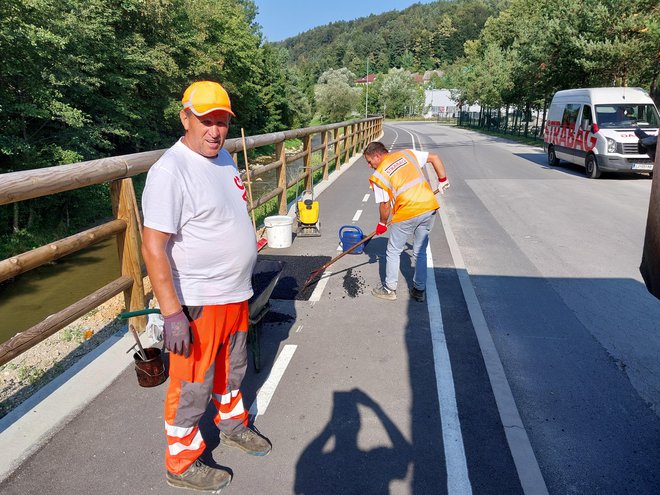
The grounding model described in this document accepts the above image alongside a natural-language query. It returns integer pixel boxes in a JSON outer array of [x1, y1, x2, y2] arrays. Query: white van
[[544, 87, 658, 178]]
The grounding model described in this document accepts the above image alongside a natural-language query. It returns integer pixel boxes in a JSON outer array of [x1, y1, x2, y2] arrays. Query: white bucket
[[264, 215, 293, 248]]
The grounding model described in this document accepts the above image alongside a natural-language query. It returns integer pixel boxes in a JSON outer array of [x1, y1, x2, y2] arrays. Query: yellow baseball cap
[[181, 81, 235, 117]]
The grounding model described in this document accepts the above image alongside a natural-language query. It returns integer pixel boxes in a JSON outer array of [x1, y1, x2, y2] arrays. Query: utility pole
[[365, 56, 369, 118]]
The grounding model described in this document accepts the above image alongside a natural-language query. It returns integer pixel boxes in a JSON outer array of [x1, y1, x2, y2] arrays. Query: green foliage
[[451, 0, 660, 109], [0, 0, 315, 259], [281, 0, 500, 82], [374, 68, 426, 118], [314, 68, 362, 123]]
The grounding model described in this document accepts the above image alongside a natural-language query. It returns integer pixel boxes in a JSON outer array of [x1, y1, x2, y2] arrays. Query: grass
[[16, 365, 45, 385], [61, 326, 84, 343]]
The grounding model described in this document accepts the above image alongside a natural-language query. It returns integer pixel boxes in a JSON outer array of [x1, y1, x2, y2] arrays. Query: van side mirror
[[581, 119, 590, 131]]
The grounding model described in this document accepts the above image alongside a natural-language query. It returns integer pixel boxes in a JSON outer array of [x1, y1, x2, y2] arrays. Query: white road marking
[[407, 124, 547, 494], [401, 126, 418, 150], [295, 325, 304, 333], [309, 271, 332, 303], [425, 245, 473, 495], [352, 209, 363, 222], [437, 199, 549, 495], [337, 243, 342, 251], [248, 345, 297, 418], [362, 194, 370, 202]]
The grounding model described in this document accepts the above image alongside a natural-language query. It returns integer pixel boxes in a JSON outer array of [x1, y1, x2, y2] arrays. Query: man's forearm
[[428, 153, 447, 180], [379, 202, 391, 224], [141, 228, 181, 316]]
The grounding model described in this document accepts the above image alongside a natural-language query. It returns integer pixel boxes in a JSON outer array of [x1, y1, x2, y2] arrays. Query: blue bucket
[[339, 225, 365, 254]]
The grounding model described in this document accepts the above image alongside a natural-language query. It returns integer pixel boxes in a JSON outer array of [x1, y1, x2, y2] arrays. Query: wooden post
[[362, 121, 366, 148], [303, 134, 313, 191], [276, 141, 288, 215], [322, 130, 330, 180], [344, 125, 351, 164], [334, 128, 341, 172], [111, 178, 146, 332], [241, 128, 257, 235]]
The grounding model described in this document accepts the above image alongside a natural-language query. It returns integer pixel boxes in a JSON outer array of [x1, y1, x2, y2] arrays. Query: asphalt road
[[1, 123, 658, 495], [394, 122, 660, 494]]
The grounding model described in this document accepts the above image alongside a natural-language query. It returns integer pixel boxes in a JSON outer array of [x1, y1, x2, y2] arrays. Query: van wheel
[[585, 154, 601, 179], [548, 146, 560, 166]]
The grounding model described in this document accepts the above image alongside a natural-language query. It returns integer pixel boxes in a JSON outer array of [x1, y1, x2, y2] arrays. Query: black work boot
[[221, 427, 272, 456], [409, 286, 426, 302], [166, 458, 232, 493]]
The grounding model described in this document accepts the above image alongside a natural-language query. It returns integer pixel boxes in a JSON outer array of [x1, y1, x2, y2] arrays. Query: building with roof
[[355, 74, 376, 85]]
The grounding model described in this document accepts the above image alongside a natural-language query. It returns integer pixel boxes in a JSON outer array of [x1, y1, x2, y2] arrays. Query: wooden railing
[[0, 116, 383, 366]]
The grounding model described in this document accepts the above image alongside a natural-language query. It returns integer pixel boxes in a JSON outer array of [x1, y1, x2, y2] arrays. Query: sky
[[253, 0, 437, 42]]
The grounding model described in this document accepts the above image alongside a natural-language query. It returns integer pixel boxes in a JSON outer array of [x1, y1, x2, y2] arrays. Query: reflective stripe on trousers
[[164, 303, 249, 474]]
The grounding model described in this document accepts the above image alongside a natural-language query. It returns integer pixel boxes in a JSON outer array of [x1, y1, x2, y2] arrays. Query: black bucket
[[133, 347, 167, 387]]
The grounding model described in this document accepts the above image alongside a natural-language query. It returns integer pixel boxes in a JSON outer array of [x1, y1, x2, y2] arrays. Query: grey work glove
[[163, 309, 191, 358]]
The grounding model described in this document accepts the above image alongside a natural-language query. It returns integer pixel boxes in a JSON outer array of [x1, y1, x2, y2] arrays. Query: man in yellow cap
[[141, 81, 270, 493]]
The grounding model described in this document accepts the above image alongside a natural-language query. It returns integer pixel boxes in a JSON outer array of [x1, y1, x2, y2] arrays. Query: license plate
[[632, 163, 653, 170]]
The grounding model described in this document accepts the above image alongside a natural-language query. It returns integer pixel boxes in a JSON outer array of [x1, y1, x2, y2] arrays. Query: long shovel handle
[[302, 187, 444, 291], [302, 230, 377, 290]]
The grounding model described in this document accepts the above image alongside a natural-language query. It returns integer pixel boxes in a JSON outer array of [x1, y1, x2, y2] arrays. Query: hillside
[[279, 0, 504, 80]]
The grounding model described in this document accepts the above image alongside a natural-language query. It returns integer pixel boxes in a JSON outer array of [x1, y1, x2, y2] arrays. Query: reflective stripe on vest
[[369, 150, 439, 223]]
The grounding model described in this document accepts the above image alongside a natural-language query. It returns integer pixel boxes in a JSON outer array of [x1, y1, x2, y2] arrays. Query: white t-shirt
[[142, 139, 257, 306], [372, 150, 429, 203]]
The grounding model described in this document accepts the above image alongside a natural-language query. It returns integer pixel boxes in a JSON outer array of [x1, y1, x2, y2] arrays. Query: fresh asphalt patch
[[257, 255, 331, 300]]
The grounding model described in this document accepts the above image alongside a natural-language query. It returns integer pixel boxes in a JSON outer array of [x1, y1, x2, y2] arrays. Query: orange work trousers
[[163, 302, 249, 475]]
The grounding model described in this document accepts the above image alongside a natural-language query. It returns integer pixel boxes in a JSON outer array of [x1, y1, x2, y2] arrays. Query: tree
[[375, 68, 425, 118], [0, 0, 311, 257], [314, 68, 362, 123]]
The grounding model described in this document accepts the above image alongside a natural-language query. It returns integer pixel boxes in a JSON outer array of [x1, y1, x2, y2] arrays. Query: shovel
[[302, 187, 444, 291], [302, 229, 378, 291]]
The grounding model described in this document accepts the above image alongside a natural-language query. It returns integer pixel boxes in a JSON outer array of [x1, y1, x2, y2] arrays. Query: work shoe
[[372, 285, 397, 300], [166, 459, 231, 493], [220, 427, 272, 456], [409, 286, 426, 302]]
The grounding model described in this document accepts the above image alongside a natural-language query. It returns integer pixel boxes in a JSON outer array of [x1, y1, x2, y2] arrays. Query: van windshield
[[595, 104, 659, 129]]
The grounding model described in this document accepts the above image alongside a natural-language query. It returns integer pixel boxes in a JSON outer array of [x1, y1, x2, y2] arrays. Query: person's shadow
[[294, 388, 412, 495]]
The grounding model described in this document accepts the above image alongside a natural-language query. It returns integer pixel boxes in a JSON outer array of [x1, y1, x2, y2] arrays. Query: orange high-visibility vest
[[369, 150, 439, 223]]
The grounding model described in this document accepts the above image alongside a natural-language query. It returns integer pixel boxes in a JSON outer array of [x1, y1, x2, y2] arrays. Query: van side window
[[561, 104, 580, 130]]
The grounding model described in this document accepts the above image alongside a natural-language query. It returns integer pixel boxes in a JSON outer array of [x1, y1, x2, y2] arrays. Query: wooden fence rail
[[0, 116, 383, 366]]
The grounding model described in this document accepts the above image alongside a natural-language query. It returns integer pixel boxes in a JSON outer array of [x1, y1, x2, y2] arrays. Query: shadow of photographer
[[294, 388, 412, 495]]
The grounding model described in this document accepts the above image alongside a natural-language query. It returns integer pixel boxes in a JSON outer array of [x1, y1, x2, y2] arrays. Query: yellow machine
[[296, 190, 321, 237]]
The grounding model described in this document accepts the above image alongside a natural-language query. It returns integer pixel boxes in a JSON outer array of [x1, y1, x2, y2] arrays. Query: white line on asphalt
[[336, 243, 342, 251], [425, 245, 473, 495], [295, 325, 304, 333], [362, 193, 370, 202], [248, 345, 297, 418], [352, 209, 363, 222], [401, 126, 418, 150], [309, 271, 332, 303], [387, 125, 399, 150], [437, 200, 549, 495]]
